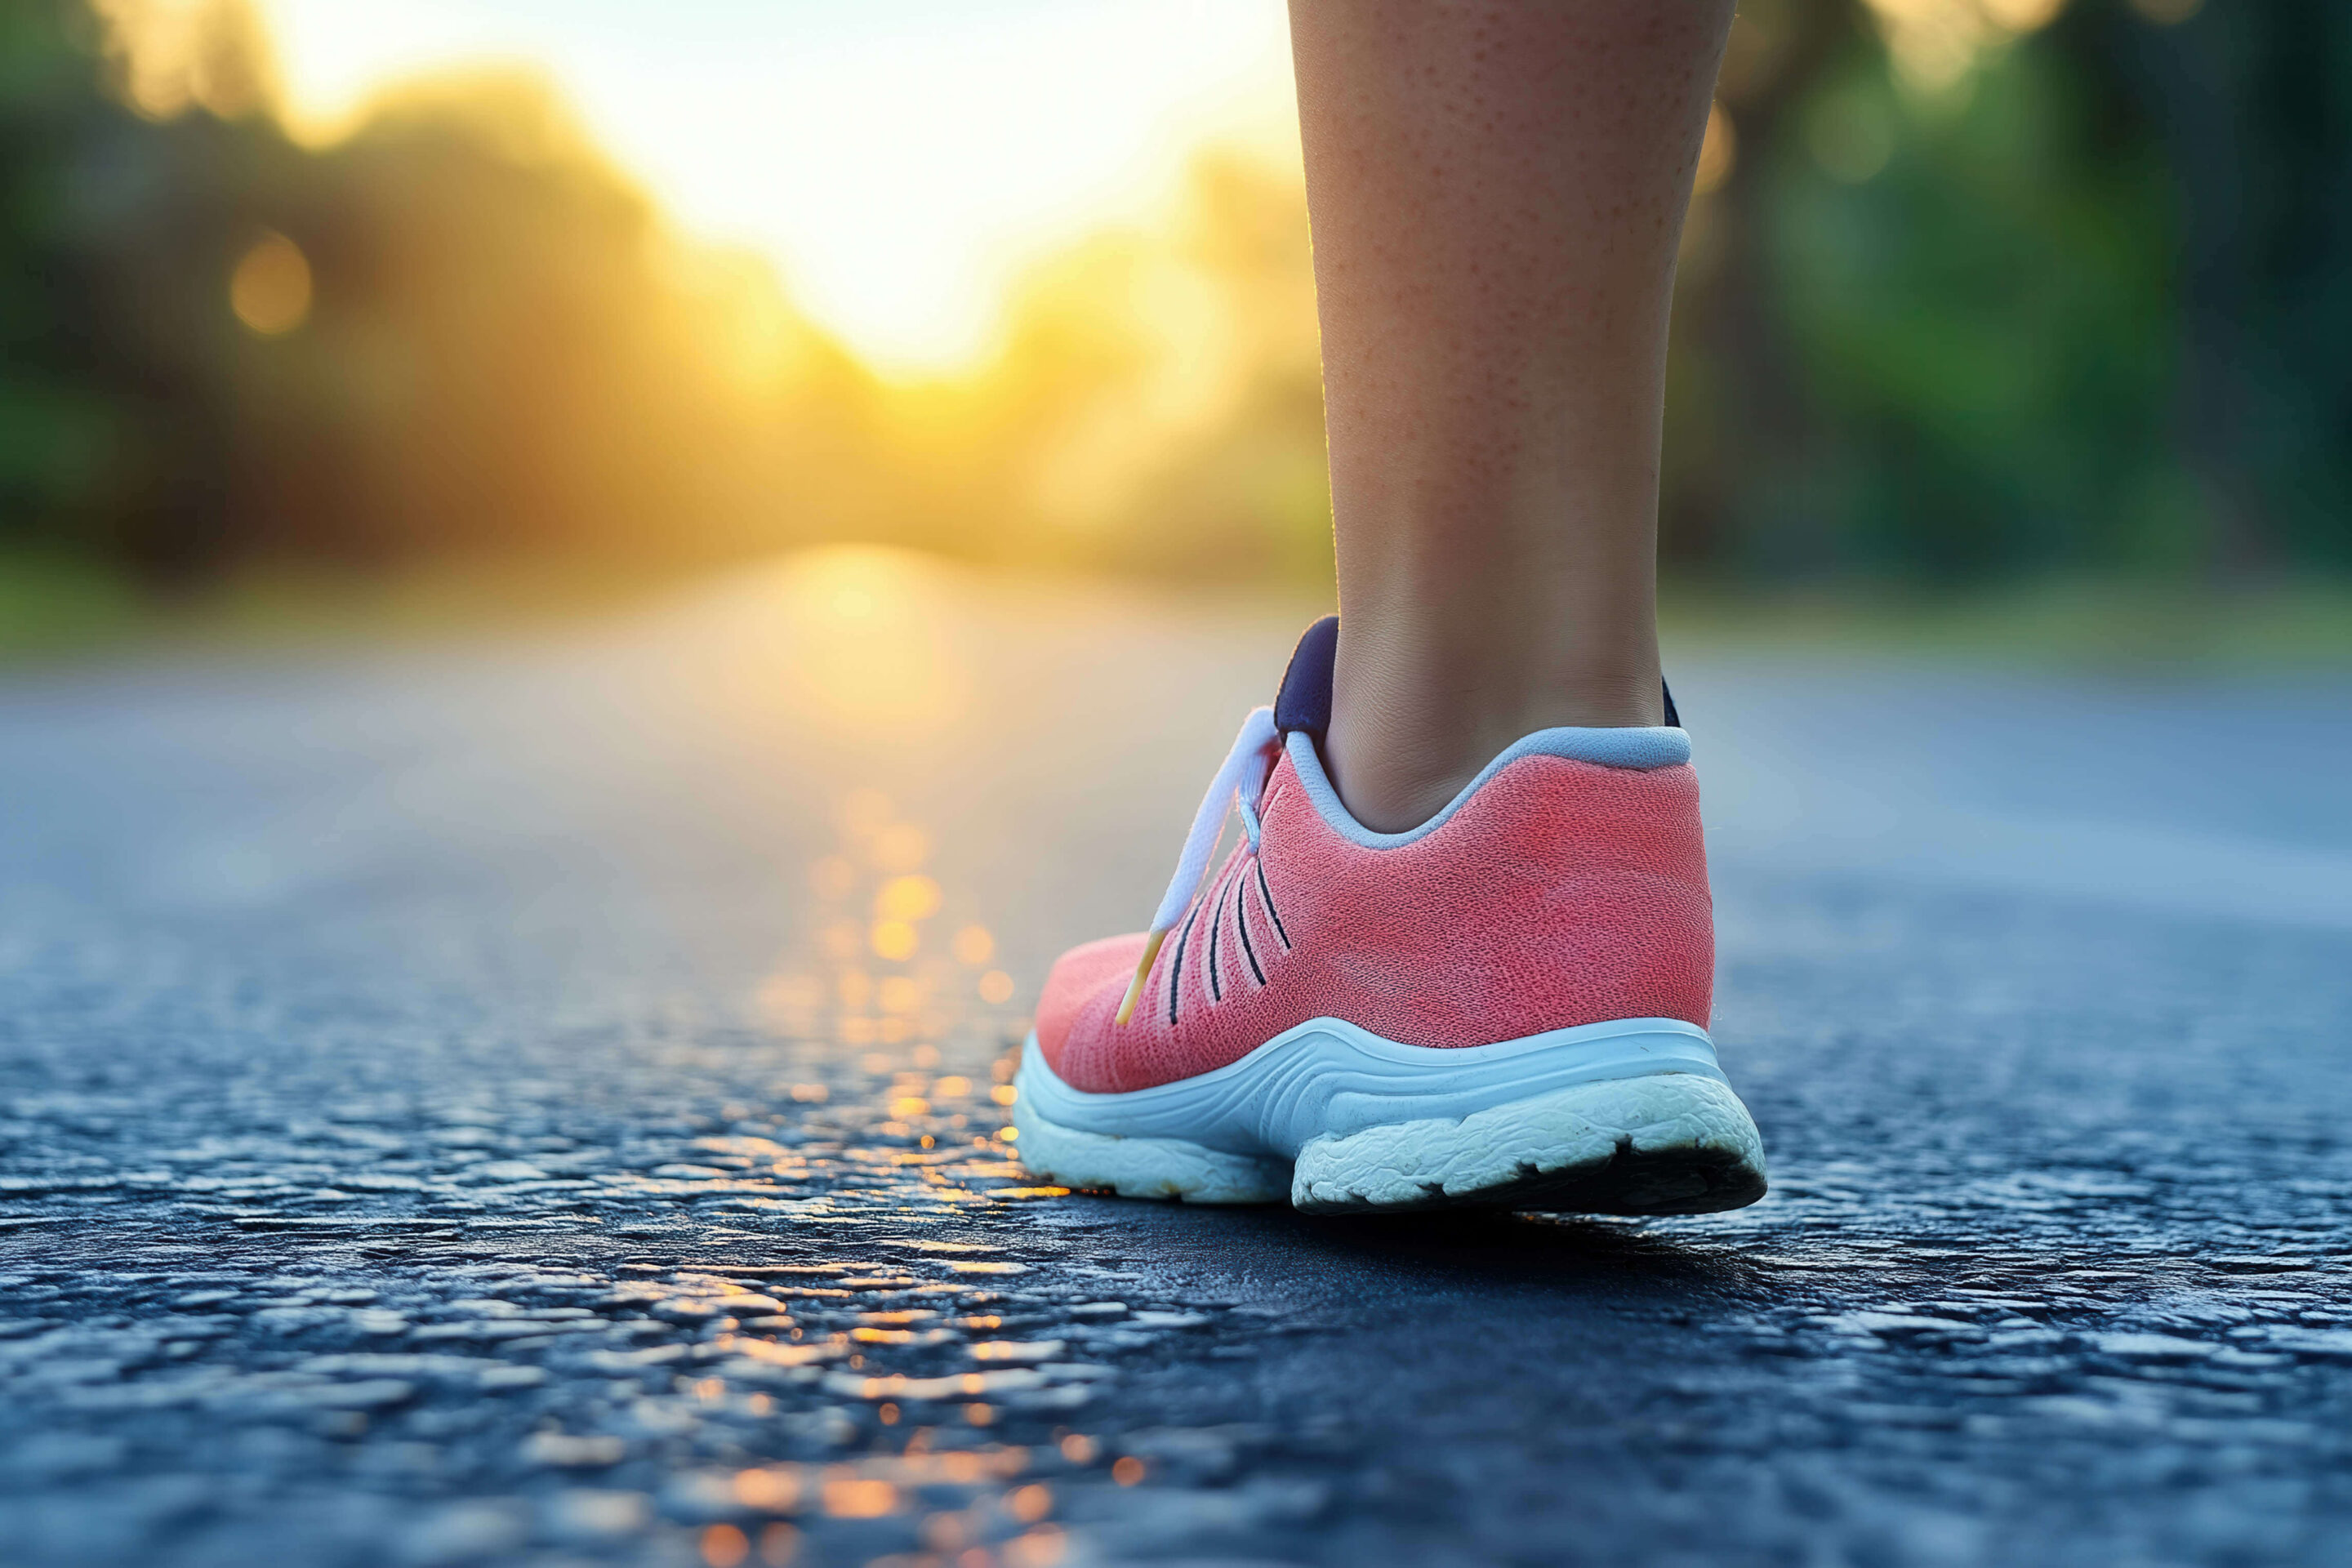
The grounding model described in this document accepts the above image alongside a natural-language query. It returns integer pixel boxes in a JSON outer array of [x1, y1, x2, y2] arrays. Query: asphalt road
[[4, 551, 2350, 1568]]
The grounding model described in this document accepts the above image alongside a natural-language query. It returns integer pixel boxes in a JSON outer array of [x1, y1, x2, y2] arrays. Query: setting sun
[[253, 0, 1301, 372]]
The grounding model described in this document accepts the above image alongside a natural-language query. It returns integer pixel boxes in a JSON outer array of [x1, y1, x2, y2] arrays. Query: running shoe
[[1014, 617, 1767, 1214]]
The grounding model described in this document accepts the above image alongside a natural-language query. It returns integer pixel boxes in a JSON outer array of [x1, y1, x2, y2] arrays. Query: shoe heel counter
[[1479, 756, 1714, 1034]]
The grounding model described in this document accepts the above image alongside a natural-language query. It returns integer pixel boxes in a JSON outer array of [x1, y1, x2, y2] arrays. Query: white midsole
[[1013, 1015, 1728, 1160]]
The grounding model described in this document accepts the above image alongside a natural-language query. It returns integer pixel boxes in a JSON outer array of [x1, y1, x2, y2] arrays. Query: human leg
[[1290, 0, 1735, 830]]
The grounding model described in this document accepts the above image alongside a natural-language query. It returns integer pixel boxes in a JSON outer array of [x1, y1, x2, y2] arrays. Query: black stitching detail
[[1205, 871, 1227, 1004], [1234, 869, 1265, 986], [1254, 858, 1290, 950], [1167, 898, 1204, 1026]]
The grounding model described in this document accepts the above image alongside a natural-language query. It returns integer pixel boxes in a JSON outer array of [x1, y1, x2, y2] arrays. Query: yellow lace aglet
[[1113, 928, 1168, 1027]]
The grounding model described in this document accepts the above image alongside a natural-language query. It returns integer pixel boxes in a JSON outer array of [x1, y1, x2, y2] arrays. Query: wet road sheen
[[3, 553, 2350, 1568]]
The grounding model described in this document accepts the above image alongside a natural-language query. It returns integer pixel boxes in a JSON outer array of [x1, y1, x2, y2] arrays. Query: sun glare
[[765, 548, 970, 735], [253, 0, 1300, 372]]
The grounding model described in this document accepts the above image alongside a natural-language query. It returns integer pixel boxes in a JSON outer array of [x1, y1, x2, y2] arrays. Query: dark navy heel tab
[[1274, 615, 1339, 737]]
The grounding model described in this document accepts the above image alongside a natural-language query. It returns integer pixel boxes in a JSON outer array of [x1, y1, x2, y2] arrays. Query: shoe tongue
[[1273, 615, 1339, 737]]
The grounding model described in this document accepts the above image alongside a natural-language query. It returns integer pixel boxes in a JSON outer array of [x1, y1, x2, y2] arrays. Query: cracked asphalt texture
[[4, 553, 2350, 1568]]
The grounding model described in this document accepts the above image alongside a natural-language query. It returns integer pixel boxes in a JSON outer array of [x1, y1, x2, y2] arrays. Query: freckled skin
[[1290, 1, 1735, 831]]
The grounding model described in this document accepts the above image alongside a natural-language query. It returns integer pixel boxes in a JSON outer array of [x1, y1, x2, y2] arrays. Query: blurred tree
[[0, 0, 256, 581], [2089, 0, 2352, 573], [1771, 21, 2183, 580], [1668, 0, 2186, 584], [2, 0, 889, 585], [1664, 0, 1863, 578], [1025, 154, 1333, 586], [1117, 154, 1334, 587], [1667, 0, 2352, 586]]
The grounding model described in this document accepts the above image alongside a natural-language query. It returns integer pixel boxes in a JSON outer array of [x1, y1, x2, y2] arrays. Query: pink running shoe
[[1015, 618, 1768, 1215]]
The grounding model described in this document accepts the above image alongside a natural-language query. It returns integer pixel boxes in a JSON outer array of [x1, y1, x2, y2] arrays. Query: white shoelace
[[1114, 705, 1281, 1025]]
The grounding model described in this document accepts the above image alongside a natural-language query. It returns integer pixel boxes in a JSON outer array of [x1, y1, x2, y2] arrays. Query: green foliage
[[1662, 0, 2351, 587], [1766, 40, 2186, 579]]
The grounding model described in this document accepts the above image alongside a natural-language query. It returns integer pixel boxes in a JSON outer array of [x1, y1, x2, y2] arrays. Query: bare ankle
[[1322, 717, 1481, 833], [1324, 653, 1664, 833]]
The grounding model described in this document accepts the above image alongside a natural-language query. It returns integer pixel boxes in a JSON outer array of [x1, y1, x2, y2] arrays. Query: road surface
[[3, 550, 2350, 1568]]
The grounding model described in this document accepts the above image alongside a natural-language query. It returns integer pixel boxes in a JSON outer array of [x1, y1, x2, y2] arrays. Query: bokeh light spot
[[822, 1477, 898, 1517], [1694, 101, 1736, 194], [1806, 89, 1894, 185], [871, 920, 918, 961], [733, 1467, 802, 1511], [230, 231, 312, 335], [877, 874, 942, 921], [1006, 1523, 1068, 1567]]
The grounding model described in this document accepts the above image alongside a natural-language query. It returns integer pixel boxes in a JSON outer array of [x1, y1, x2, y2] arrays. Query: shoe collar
[[1271, 614, 1690, 849]]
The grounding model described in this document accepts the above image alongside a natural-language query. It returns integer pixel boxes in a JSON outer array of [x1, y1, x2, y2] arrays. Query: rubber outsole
[[1013, 1043, 1767, 1218], [1290, 1072, 1766, 1215]]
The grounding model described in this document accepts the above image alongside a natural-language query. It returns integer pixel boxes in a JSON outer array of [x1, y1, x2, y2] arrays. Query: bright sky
[[256, 0, 1302, 373]]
